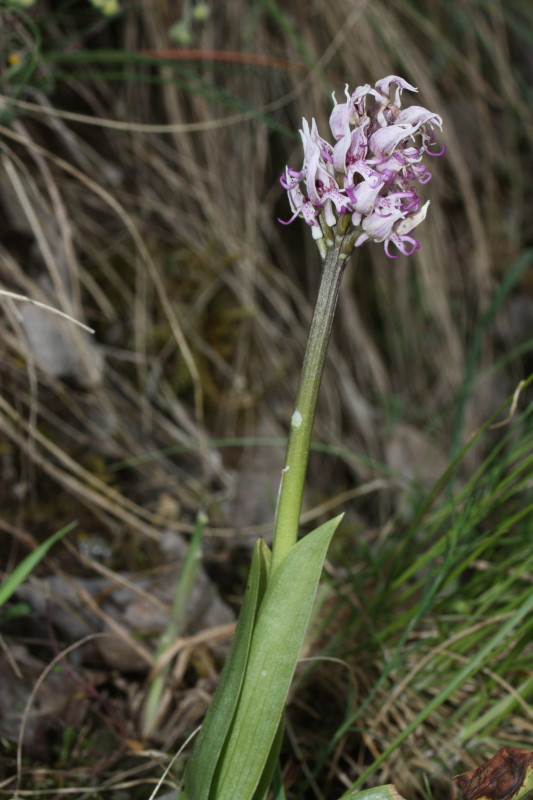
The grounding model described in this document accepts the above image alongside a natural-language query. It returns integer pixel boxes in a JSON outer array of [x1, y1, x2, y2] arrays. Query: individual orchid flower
[[369, 123, 420, 158], [346, 178, 384, 216], [279, 75, 444, 258], [329, 83, 371, 139], [373, 75, 418, 108], [357, 198, 430, 258], [279, 167, 322, 236]]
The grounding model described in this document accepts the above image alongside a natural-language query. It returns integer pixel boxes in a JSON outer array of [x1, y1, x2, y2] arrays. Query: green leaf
[[338, 783, 403, 800], [212, 514, 342, 800], [0, 522, 77, 608], [251, 712, 285, 800], [336, 785, 406, 800], [182, 537, 271, 800]]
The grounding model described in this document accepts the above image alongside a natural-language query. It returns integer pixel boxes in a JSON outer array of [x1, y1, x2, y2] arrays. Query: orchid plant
[[177, 76, 445, 800]]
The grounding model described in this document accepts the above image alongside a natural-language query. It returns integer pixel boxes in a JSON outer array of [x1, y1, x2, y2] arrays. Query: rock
[[19, 301, 103, 388], [0, 642, 86, 758], [15, 541, 234, 671], [385, 422, 449, 516]]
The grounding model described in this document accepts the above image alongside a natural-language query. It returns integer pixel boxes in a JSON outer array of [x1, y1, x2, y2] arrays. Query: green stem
[[271, 240, 349, 573]]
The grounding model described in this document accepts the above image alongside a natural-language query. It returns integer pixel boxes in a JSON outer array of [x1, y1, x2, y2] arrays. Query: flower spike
[[279, 75, 444, 258]]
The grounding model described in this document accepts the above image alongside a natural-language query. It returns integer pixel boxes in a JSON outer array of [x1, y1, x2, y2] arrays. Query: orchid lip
[[280, 177, 299, 190], [384, 246, 400, 259], [280, 169, 303, 189], [425, 142, 446, 157], [385, 233, 420, 258], [277, 211, 300, 226]]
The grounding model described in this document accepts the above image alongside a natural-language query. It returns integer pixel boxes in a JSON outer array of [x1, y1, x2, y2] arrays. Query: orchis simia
[[279, 74, 444, 260], [178, 76, 444, 800]]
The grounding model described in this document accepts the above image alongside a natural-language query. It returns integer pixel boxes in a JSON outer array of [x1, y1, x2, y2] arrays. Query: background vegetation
[[0, 0, 532, 798]]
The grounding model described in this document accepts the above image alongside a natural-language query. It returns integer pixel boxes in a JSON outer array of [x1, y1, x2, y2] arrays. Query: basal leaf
[[251, 712, 286, 800], [182, 538, 271, 800], [212, 514, 343, 800]]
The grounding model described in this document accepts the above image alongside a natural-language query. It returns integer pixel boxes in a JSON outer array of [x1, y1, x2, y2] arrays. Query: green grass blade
[[451, 248, 533, 457], [346, 589, 533, 790], [0, 521, 77, 608], [457, 676, 533, 744]]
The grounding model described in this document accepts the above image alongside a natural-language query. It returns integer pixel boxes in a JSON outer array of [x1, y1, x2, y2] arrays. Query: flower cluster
[[279, 76, 444, 258]]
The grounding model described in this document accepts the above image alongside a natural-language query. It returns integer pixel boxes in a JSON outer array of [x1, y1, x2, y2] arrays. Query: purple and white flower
[[279, 76, 444, 258]]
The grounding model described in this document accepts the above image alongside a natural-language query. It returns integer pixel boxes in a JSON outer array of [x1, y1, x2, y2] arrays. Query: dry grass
[[0, 0, 532, 797]]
